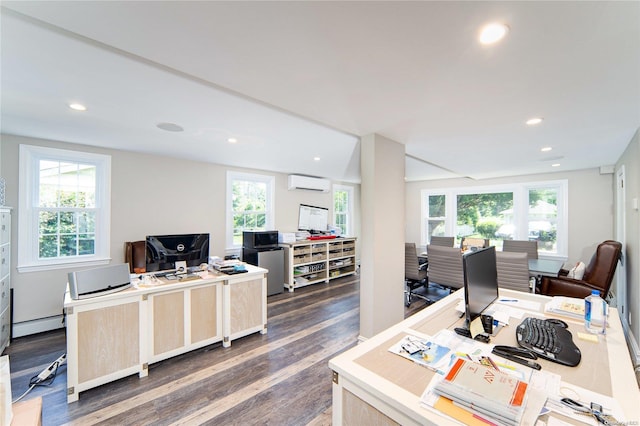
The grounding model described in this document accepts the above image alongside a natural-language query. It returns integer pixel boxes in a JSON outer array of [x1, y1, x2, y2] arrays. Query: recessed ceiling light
[[541, 147, 552, 152], [479, 23, 509, 45], [228, 138, 238, 143], [551, 163, 561, 167], [69, 103, 87, 111], [156, 122, 184, 132], [526, 117, 544, 126], [313, 157, 321, 161]]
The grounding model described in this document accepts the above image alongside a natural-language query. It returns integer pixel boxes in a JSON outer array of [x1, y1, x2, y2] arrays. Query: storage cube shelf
[[0, 208, 11, 354], [281, 238, 357, 292]]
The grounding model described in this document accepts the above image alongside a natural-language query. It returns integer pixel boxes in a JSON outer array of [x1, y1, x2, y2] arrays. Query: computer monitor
[[145, 233, 210, 272], [298, 204, 329, 234], [462, 246, 499, 328]]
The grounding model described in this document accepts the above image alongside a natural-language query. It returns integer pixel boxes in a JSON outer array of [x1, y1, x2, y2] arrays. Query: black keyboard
[[516, 317, 582, 367]]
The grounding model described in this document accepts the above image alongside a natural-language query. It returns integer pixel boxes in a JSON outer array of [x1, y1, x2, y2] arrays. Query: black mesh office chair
[[405, 243, 429, 307]]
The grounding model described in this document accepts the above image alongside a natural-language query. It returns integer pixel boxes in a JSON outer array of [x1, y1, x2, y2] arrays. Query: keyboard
[[516, 317, 582, 367]]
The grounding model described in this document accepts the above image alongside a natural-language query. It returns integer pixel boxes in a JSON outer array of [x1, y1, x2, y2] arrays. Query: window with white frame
[[333, 184, 354, 236], [421, 180, 567, 257], [227, 171, 274, 248], [18, 145, 111, 272]]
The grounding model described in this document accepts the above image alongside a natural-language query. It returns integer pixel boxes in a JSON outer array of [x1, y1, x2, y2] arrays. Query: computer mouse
[[546, 318, 568, 328]]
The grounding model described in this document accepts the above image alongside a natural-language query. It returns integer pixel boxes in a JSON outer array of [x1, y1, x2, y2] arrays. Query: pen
[[499, 299, 518, 302], [492, 348, 541, 370], [486, 356, 500, 371]]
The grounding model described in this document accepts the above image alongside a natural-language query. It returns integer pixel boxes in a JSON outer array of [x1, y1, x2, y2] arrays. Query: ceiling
[[1, 1, 639, 183]]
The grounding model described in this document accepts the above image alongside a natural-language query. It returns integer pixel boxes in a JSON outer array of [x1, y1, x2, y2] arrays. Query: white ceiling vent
[[287, 175, 331, 192]]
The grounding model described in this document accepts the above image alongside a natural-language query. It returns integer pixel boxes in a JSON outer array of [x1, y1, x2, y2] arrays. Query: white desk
[[329, 289, 639, 425], [64, 265, 267, 403]]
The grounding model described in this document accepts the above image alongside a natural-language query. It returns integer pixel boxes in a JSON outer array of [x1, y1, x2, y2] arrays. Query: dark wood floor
[[5, 275, 435, 426]]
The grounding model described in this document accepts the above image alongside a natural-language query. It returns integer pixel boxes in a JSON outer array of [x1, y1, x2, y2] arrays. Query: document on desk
[[545, 381, 626, 426], [389, 329, 488, 373], [388, 333, 452, 372], [420, 361, 548, 426]]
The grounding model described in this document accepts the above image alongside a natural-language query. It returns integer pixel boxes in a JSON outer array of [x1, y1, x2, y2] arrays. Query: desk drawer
[[0, 277, 8, 312], [0, 246, 8, 278], [0, 307, 9, 349]]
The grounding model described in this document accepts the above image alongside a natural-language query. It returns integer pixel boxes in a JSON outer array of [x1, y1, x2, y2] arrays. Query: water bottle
[[584, 290, 607, 334]]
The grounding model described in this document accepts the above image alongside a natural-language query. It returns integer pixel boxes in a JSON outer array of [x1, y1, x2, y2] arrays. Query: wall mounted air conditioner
[[287, 175, 331, 192]]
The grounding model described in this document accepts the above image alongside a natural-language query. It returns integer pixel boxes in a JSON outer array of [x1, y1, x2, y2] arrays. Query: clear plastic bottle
[[584, 290, 608, 334]]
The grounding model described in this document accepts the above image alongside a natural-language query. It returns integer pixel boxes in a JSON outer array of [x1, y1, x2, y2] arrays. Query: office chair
[[125, 240, 146, 273], [428, 236, 455, 247], [540, 240, 622, 299], [460, 237, 490, 251], [502, 239, 538, 259], [426, 244, 464, 293], [405, 243, 429, 307], [496, 251, 531, 292]]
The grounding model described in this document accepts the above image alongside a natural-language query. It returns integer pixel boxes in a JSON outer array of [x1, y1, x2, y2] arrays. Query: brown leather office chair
[[125, 240, 147, 273], [539, 240, 622, 298]]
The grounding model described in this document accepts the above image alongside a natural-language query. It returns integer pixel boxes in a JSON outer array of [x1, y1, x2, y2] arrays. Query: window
[[18, 145, 111, 272], [421, 180, 567, 257], [457, 191, 513, 246], [227, 171, 274, 248], [424, 194, 447, 242], [333, 184, 354, 236]]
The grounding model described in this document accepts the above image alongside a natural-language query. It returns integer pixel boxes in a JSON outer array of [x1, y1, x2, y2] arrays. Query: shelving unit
[[281, 238, 357, 292], [0, 208, 11, 354]]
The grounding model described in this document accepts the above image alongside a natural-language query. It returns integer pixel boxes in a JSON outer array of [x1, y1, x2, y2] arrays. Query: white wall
[[359, 134, 405, 339], [405, 168, 615, 267], [1, 134, 360, 335], [615, 128, 640, 364]]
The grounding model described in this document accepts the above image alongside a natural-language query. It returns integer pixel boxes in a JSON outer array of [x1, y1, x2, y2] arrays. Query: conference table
[[529, 258, 564, 293], [528, 258, 564, 278], [329, 288, 639, 425], [418, 252, 564, 281]]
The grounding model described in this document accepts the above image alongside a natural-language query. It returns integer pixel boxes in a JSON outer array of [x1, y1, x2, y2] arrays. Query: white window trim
[[333, 184, 354, 236], [420, 180, 568, 258], [17, 145, 112, 273], [226, 171, 275, 249]]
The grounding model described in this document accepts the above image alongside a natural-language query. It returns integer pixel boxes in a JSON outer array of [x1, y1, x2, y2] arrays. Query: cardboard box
[[12, 397, 42, 426], [278, 232, 296, 243]]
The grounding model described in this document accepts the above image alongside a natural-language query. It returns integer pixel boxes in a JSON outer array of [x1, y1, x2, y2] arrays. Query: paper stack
[[544, 296, 584, 320], [432, 357, 530, 426]]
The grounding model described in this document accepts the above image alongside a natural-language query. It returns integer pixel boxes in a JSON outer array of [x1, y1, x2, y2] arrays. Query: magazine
[[388, 334, 453, 372]]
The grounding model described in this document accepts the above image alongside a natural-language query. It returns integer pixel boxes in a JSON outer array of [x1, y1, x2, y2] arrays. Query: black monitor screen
[[463, 246, 499, 327], [145, 233, 210, 272]]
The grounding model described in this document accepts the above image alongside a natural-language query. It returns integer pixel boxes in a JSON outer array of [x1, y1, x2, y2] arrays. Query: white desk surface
[[63, 264, 267, 307], [329, 288, 639, 425]]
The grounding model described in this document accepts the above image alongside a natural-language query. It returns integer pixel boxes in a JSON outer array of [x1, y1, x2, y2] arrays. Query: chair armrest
[[419, 263, 428, 271], [539, 276, 600, 298]]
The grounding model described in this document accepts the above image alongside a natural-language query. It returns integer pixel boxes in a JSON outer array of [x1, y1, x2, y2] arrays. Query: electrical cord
[[12, 353, 66, 403]]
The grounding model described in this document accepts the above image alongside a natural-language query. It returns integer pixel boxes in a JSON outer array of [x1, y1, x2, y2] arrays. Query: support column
[[359, 134, 405, 339]]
